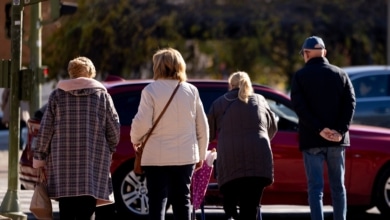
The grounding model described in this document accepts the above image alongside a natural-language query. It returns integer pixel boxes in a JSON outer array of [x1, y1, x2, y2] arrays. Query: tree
[[44, 0, 187, 79], [43, 0, 387, 90]]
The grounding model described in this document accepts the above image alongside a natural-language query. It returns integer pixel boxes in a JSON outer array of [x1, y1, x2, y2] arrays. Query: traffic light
[[38, 65, 49, 83], [51, 1, 77, 20], [5, 2, 11, 38], [60, 2, 77, 15]]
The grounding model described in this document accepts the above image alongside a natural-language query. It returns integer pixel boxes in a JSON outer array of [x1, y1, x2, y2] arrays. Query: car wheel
[[112, 160, 149, 219], [375, 166, 390, 216]]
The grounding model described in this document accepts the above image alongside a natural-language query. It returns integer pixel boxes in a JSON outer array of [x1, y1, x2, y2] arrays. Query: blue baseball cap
[[300, 36, 325, 55]]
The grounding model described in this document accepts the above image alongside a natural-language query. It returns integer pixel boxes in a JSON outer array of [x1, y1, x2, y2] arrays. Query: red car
[[20, 79, 390, 217]]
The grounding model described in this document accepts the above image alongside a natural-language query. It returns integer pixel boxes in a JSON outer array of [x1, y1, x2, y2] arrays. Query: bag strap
[[38, 168, 46, 183], [139, 82, 181, 151]]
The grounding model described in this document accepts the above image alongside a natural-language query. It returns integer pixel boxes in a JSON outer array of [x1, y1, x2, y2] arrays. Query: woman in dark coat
[[208, 71, 278, 220]]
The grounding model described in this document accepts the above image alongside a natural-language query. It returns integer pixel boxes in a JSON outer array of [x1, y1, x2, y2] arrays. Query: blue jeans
[[303, 147, 346, 220]]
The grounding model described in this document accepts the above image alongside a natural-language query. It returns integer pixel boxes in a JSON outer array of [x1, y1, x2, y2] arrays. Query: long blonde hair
[[152, 48, 187, 82], [228, 71, 253, 103]]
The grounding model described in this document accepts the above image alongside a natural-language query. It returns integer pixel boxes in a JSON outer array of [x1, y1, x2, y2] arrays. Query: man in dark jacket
[[290, 36, 356, 220]]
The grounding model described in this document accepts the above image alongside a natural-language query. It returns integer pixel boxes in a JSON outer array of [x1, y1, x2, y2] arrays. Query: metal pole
[[0, 1, 27, 219], [388, 0, 390, 65], [30, 3, 42, 114]]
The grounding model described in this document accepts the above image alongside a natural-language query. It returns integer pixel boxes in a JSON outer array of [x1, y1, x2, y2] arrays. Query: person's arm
[[207, 102, 217, 142], [263, 96, 278, 140], [130, 88, 154, 145], [105, 94, 121, 153], [195, 88, 209, 163], [337, 74, 356, 134], [290, 72, 323, 133], [33, 91, 56, 168]]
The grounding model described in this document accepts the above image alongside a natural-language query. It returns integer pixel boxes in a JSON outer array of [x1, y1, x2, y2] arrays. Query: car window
[[111, 88, 227, 126], [352, 74, 389, 98], [266, 99, 299, 131], [111, 91, 142, 126], [199, 87, 299, 131], [110, 85, 299, 132], [267, 99, 298, 123], [198, 88, 228, 113]]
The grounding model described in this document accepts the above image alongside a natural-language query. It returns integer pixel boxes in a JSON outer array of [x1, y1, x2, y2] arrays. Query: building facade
[[0, 1, 64, 66]]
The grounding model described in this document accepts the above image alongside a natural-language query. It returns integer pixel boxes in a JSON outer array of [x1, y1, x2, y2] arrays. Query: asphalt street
[[0, 149, 385, 220]]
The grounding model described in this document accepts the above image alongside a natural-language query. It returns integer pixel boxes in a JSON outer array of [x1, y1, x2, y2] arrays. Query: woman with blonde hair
[[33, 56, 120, 219], [228, 71, 254, 103], [208, 71, 278, 220], [131, 48, 209, 220]]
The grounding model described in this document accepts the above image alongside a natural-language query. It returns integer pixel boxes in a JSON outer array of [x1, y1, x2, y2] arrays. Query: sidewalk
[[0, 150, 59, 219]]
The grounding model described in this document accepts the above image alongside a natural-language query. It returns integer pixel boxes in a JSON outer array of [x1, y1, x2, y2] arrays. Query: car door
[[255, 88, 309, 204], [109, 83, 147, 172]]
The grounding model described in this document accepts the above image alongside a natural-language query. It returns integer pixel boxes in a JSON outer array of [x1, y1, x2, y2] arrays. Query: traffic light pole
[[388, 0, 390, 65], [0, 0, 48, 218], [29, 3, 43, 114], [0, 2, 27, 219]]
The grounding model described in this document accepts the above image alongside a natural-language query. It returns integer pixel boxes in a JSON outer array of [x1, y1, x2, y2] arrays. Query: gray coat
[[208, 89, 278, 187]]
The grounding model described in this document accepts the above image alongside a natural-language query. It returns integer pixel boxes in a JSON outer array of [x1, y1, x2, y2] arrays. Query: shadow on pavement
[[25, 208, 386, 220]]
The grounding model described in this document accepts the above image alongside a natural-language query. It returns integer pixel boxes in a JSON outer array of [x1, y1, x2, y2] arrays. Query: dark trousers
[[58, 195, 96, 220], [144, 164, 195, 220], [220, 176, 269, 220]]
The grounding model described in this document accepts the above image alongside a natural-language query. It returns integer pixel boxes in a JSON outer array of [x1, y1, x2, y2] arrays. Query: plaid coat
[[33, 77, 120, 206]]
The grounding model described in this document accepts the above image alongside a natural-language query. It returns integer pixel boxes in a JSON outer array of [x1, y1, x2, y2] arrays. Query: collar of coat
[[56, 77, 107, 92], [305, 56, 329, 66]]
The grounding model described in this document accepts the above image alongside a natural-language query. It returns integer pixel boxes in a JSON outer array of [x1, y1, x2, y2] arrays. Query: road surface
[[0, 150, 384, 219]]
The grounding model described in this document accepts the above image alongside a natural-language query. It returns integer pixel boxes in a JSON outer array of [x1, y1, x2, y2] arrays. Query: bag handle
[[37, 167, 47, 184], [137, 82, 181, 152]]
